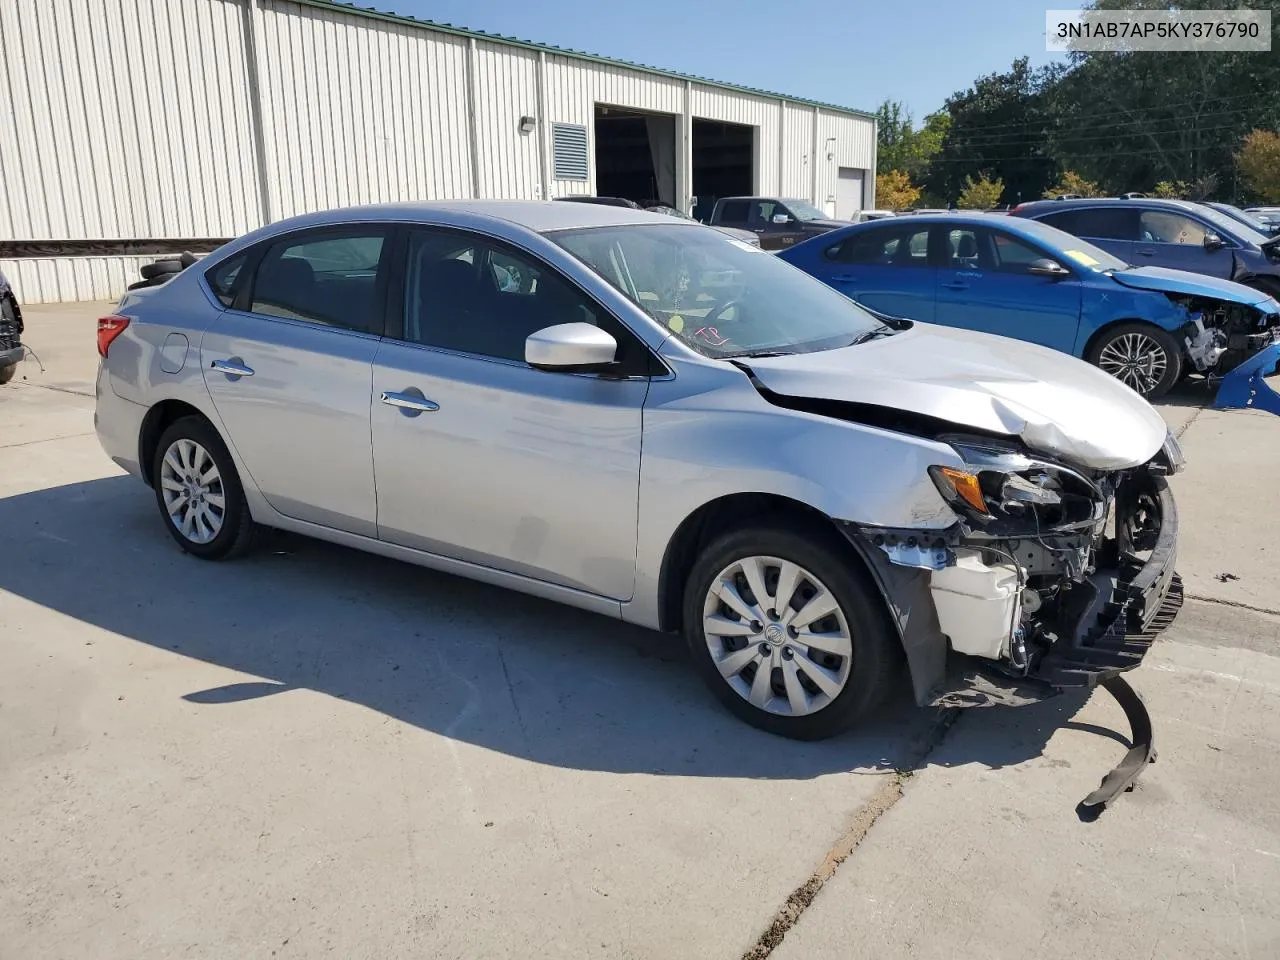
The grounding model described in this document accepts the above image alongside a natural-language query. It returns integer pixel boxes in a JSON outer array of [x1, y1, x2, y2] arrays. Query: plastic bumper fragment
[[1214, 341, 1280, 415]]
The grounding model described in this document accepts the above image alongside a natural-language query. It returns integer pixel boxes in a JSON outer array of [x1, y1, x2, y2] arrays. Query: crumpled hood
[[743, 323, 1169, 471], [1112, 265, 1276, 309]]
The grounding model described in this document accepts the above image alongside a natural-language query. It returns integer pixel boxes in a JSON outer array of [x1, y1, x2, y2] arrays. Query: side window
[[205, 252, 246, 307], [990, 232, 1047, 273], [403, 229, 604, 364], [1042, 207, 1135, 240], [249, 230, 386, 333], [945, 228, 989, 269], [753, 200, 779, 224], [1140, 211, 1207, 246], [830, 226, 930, 266], [717, 200, 749, 225]]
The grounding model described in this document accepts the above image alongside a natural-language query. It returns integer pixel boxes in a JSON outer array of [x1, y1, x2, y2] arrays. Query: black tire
[[140, 259, 183, 280], [682, 521, 900, 740], [151, 415, 257, 560], [1086, 322, 1183, 400], [0, 363, 15, 385]]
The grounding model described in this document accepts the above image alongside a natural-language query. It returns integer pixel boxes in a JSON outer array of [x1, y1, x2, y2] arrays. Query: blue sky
[[371, 0, 1065, 120]]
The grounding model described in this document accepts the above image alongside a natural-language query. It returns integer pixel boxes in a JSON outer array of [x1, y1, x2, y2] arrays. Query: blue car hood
[[1110, 266, 1274, 307]]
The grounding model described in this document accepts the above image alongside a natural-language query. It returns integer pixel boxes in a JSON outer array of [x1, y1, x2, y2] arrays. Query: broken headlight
[[929, 442, 1104, 530]]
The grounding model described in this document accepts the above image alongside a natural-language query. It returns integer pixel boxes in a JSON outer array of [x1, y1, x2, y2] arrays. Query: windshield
[[549, 224, 883, 358], [783, 199, 828, 221], [1191, 204, 1268, 246], [1211, 204, 1272, 234]]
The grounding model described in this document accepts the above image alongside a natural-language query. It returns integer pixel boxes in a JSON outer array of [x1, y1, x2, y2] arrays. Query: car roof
[[1015, 197, 1213, 215], [823, 212, 1090, 247], [252, 200, 677, 235]]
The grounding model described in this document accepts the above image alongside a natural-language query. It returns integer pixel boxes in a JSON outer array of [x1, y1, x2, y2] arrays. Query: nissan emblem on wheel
[[95, 200, 1185, 813]]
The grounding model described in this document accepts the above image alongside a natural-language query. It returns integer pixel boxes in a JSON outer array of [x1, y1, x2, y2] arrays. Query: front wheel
[[1087, 322, 1182, 399], [0, 363, 15, 385], [682, 523, 899, 740]]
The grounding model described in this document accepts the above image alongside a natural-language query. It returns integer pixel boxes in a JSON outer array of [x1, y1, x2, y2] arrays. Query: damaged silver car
[[95, 203, 1183, 807]]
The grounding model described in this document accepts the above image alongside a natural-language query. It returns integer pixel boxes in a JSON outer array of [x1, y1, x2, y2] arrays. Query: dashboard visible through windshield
[[550, 224, 885, 358]]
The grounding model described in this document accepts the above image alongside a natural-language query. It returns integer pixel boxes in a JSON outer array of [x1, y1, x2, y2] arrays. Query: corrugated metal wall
[[1, 0, 874, 302]]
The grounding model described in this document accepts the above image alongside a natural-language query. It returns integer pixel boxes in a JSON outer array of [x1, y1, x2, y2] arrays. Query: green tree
[[957, 174, 1005, 208], [1237, 129, 1280, 202], [1041, 170, 1103, 199], [874, 100, 948, 180], [875, 170, 922, 211], [1152, 180, 1187, 199]]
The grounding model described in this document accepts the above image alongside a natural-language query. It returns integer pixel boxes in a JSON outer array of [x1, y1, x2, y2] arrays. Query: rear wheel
[[682, 523, 899, 740], [1087, 322, 1182, 399], [151, 416, 256, 560], [0, 364, 15, 385]]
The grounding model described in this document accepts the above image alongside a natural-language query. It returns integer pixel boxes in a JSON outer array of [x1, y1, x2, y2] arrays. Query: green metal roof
[[290, 0, 876, 120]]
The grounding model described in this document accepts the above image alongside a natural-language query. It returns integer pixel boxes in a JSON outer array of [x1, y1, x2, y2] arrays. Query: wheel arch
[[1081, 316, 1183, 365], [656, 492, 876, 634], [138, 399, 216, 487]]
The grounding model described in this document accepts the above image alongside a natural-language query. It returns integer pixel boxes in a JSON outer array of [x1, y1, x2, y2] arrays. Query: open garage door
[[692, 119, 754, 222], [594, 105, 677, 208]]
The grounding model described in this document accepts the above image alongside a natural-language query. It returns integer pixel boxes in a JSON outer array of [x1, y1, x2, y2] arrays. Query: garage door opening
[[692, 119, 755, 222], [593, 105, 677, 208]]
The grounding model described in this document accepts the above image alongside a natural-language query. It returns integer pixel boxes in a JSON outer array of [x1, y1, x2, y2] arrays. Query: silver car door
[[371, 227, 649, 600], [200, 226, 388, 536]]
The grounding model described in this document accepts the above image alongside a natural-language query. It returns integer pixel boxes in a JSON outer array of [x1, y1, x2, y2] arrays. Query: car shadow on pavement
[[0, 476, 1113, 781]]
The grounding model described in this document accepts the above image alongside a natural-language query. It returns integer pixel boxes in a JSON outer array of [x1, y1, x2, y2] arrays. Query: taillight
[[97, 315, 130, 358], [1010, 203, 1027, 215]]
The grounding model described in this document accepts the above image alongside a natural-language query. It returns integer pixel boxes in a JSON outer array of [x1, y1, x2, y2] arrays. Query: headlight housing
[[930, 442, 1104, 530]]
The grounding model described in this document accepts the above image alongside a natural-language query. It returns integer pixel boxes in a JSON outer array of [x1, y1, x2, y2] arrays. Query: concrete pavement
[[1, 303, 1277, 959]]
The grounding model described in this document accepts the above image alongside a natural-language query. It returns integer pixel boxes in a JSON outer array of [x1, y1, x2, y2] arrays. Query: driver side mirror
[[771, 213, 793, 225], [526, 322, 618, 372], [1203, 231, 1227, 251], [1027, 257, 1071, 279]]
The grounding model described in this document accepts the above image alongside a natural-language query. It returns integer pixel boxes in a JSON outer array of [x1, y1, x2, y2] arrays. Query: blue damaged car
[[778, 213, 1280, 405]]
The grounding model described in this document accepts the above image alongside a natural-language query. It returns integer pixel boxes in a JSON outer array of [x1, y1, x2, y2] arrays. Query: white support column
[[679, 80, 693, 215], [536, 50, 549, 199], [243, 0, 273, 225], [464, 37, 481, 198], [777, 98, 786, 195], [811, 105, 820, 206]]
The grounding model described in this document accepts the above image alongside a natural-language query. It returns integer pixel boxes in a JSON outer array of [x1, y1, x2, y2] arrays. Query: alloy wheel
[[159, 438, 226, 544], [702, 555, 853, 717], [1097, 332, 1167, 395]]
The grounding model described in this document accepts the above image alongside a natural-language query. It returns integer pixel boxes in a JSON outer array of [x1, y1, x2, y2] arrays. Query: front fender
[[625, 366, 964, 629]]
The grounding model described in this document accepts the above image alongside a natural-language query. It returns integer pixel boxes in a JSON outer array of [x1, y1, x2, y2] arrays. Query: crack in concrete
[[1173, 405, 1205, 440], [741, 708, 960, 960], [1184, 593, 1280, 618]]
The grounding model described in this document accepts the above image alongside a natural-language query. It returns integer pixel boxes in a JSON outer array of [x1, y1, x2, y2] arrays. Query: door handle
[[942, 281, 969, 290], [1135, 248, 1155, 256], [832, 274, 859, 283], [210, 358, 254, 377], [380, 390, 439, 414]]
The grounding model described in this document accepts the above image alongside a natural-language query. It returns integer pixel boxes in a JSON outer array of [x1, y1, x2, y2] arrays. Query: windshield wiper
[[847, 324, 895, 346], [722, 349, 795, 359]]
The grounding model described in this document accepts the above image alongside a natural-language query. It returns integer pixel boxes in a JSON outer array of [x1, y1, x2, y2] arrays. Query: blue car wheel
[[1086, 322, 1182, 399]]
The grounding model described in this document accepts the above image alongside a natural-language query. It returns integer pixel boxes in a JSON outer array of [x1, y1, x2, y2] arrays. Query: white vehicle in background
[[855, 210, 895, 222]]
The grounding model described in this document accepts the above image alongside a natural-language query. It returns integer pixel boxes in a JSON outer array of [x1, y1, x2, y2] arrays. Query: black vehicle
[[0, 269, 24, 385], [707, 196, 846, 250], [1010, 198, 1280, 301]]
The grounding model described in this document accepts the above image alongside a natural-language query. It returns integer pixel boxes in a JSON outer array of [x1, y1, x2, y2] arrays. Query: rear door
[[200, 226, 388, 536], [1134, 209, 1233, 278], [1037, 206, 1138, 264], [812, 222, 936, 320], [933, 225, 1082, 353]]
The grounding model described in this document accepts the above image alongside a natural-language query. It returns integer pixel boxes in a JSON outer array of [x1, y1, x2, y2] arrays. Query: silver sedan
[[96, 201, 1183, 739]]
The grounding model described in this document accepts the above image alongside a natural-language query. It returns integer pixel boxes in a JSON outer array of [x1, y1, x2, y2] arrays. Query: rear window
[[1038, 207, 1135, 241]]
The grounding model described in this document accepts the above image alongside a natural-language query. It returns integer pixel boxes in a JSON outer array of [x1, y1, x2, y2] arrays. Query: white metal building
[[0, 0, 877, 303]]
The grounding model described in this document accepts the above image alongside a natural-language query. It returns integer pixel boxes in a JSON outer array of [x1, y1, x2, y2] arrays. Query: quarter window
[[249, 230, 386, 333], [205, 252, 246, 307]]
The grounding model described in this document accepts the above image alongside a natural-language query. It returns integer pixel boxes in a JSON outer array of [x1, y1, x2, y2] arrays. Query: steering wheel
[[704, 299, 741, 325]]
